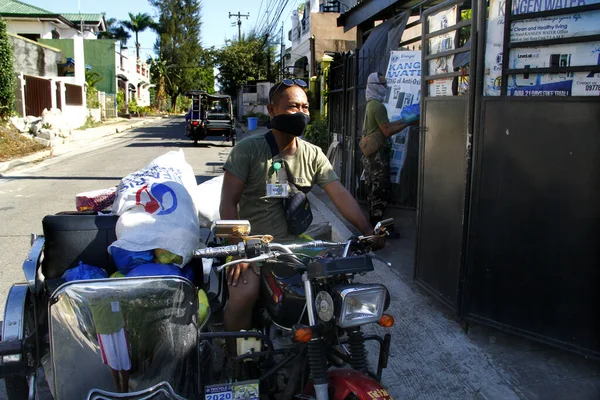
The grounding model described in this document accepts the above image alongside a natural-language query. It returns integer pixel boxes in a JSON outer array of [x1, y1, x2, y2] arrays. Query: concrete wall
[[84, 40, 117, 94], [63, 104, 87, 128], [311, 12, 357, 61], [9, 33, 63, 77], [38, 38, 85, 86]]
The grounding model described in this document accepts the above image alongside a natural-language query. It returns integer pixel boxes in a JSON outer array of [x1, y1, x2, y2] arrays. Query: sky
[[25, 0, 297, 60]]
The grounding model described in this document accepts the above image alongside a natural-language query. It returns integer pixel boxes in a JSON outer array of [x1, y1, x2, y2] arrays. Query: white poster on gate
[[508, 43, 600, 95], [428, 6, 458, 76], [383, 51, 422, 183], [484, 0, 600, 96]]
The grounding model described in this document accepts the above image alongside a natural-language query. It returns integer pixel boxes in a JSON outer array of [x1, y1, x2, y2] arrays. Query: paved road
[[0, 117, 238, 397]]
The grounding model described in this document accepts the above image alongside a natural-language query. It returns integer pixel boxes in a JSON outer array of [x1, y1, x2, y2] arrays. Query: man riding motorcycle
[[219, 79, 385, 355]]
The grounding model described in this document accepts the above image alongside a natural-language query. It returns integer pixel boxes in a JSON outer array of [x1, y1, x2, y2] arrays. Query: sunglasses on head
[[270, 79, 308, 102]]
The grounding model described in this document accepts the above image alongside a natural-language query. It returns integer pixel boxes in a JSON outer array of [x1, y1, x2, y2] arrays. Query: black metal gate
[[414, 0, 477, 312], [460, 0, 600, 357]]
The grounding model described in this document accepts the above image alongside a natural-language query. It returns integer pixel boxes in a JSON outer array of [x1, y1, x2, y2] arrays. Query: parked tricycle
[[184, 90, 236, 146]]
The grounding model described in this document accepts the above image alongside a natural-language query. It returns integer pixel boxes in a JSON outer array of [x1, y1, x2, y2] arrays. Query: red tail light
[[192, 121, 199, 126]]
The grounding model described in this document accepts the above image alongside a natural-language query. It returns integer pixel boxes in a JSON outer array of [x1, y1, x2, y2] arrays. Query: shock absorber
[[347, 328, 368, 373], [307, 339, 328, 385]]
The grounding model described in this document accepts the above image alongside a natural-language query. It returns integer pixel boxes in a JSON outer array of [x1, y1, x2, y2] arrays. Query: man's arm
[[219, 171, 250, 285], [220, 170, 245, 222], [323, 180, 373, 235], [379, 120, 413, 138]]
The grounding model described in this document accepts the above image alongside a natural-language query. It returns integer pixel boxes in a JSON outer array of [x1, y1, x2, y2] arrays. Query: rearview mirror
[[211, 220, 251, 238]]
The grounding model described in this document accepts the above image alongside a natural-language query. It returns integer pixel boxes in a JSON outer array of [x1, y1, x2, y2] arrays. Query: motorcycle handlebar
[[193, 242, 246, 259]]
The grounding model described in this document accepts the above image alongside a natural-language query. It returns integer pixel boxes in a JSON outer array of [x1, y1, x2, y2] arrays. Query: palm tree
[[98, 17, 131, 48], [121, 12, 154, 60]]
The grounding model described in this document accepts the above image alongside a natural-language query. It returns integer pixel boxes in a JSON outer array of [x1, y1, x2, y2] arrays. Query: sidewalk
[[0, 116, 164, 175], [309, 186, 600, 399]]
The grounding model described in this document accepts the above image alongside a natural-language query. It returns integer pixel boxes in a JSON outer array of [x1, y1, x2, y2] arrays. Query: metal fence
[[65, 83, 83, 106], [327, 50, 419, 208], [24, 75, 52, 117], [104, 93, 117, 119]]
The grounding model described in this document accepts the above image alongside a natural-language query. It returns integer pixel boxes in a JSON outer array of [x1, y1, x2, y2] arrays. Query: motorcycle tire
[[231, 136, 236, 147], [4, 376, 29, 400]]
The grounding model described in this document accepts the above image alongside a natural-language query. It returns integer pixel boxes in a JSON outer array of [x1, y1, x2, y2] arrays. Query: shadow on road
[[126, 140, 234, 149]]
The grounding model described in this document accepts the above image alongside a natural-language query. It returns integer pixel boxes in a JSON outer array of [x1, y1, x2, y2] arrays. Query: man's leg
[[120, 370, 129, 393], [224, 268, 260, 355], [368, 151, 391, 226]]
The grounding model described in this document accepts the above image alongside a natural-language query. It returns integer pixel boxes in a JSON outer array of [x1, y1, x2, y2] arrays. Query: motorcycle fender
[[306, 369, 393, 400]]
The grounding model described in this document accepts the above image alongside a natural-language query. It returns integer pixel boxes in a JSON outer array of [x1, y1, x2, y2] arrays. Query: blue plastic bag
[[127, 263, 183, 278], [401, 104, 420, 124], [126, 263, 195, 282], [62, 262, 108, 282], [110, 247, 155, 274]]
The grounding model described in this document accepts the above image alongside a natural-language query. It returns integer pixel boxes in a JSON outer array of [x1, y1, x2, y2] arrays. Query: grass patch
[[0, 125, 46, 162], [78, 116, 103, 130]]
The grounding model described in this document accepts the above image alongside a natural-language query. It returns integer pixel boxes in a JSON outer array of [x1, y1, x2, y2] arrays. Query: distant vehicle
[[184, 90, 236, 146]]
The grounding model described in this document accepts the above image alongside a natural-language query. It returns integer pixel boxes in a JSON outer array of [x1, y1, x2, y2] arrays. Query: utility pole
[[280, 22, 285, 81], [266, 33, 271, 82], [229, 11, 249, 41]]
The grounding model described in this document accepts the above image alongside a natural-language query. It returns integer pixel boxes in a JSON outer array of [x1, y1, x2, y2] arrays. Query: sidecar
[[0, 212, 204, 399]]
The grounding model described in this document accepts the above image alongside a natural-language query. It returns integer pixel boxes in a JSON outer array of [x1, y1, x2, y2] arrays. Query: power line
[[266, 0, 292, 36], [256, 0, 277, 34], [255, 0, 265, 28]]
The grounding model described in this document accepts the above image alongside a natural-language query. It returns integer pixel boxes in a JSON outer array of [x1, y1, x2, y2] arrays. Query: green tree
[[151, 0, 210, 111], [216, 32, 277, 98], [149, 58, 169, 111], [0, 19, 14, 120], [98, 17, 131, 51], [121, 12, 154, 59]]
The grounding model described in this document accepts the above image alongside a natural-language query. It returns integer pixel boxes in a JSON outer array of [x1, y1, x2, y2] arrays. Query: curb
[[307, 192, 353, 242], [0, 117, 161, 175]]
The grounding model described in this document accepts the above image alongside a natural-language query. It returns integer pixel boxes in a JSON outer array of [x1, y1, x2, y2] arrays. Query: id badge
[[266, 182, 288, 198], [111, 301, 120, 313]]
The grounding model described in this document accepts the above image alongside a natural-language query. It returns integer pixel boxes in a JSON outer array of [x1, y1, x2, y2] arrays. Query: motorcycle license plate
[[205, 380, 259, 400]]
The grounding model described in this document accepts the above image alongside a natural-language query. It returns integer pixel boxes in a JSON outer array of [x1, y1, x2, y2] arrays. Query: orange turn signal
[[294, 327, 313, 343], [379, 314, 395, 328]]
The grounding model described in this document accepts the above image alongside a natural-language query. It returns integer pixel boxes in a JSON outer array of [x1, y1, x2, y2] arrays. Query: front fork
[[302, 273, 329, 400]]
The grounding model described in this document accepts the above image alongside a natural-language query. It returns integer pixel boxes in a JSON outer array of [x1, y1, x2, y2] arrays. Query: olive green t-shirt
[[89, 298, 125, 335], [364, 99, 391, 152], [224, 133, 339, 241]]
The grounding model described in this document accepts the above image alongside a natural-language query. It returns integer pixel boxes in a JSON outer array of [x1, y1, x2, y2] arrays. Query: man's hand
[[371, 235, 385, 251], [324, 181, 386, 251], [228, 262, 251, 286]]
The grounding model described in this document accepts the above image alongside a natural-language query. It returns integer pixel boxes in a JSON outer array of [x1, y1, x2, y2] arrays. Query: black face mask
[[270, 113, 311, 137]]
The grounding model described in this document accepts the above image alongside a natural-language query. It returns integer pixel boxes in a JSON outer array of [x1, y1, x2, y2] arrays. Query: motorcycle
[[196, 219, 395, 400], [0, 212, 394, 400]]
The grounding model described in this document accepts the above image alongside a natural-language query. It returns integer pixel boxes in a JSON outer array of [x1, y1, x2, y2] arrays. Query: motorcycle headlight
[[335, 284, 388, 328]]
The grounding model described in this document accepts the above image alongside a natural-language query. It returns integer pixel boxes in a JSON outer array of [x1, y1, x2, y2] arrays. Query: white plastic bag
[[193, 175, 223, 228], [108, 150, 200, 266]]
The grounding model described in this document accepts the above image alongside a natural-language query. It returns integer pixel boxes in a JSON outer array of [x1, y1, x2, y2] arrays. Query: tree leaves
[[150, 0, 213, 111], [0, 19, 15, 120], [121, 13, 154, 59], [215, 33, 277, 97]]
